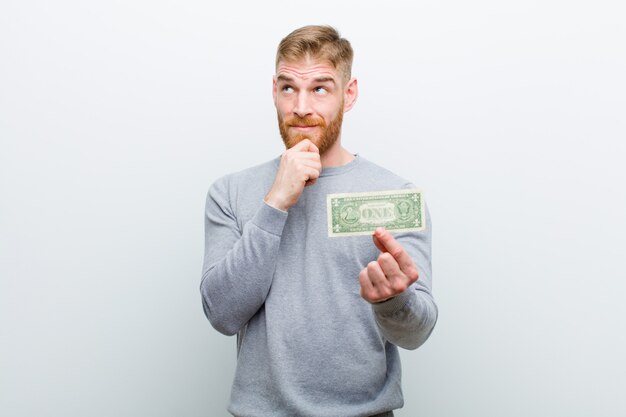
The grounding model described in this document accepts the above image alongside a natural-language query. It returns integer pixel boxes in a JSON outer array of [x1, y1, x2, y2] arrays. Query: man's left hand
[[359, 227, 420, 303]]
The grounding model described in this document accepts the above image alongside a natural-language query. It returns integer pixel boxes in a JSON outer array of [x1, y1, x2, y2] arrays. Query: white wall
[[1, 1, 625, 416]]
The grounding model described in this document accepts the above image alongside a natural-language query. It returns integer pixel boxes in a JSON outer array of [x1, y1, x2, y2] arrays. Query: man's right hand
[[264, 139, 322, 212]]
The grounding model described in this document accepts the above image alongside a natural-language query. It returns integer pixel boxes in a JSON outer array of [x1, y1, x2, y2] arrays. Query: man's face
[[273, 58, 347, 154]]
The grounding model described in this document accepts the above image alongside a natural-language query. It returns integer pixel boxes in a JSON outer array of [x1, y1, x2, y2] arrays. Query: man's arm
[[359, 207, 437, 350], [200, 177, 288, 336], [200, 139, 322, 336]]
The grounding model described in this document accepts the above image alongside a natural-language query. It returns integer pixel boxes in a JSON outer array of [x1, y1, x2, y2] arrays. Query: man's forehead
[[276, 60, 339, 81]]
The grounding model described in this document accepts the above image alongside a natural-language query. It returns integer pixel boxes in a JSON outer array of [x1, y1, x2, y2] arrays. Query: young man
[[201, 25, 437, 417]]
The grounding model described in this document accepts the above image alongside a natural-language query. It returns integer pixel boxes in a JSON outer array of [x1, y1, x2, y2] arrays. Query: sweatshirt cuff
[[250, 201, 289, 236], [371, 290, 412, 315]]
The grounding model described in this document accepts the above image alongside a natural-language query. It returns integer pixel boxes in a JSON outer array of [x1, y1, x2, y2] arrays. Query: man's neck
[[321, 144, 355, 168]]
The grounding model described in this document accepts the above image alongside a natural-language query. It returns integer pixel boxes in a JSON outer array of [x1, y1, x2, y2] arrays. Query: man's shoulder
[[210, 157, 279, 190], [205, 157, 279, 214], [356, 156, 417, 189]]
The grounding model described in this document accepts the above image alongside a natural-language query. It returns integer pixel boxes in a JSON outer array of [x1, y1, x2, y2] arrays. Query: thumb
[[372, 230, 387, 253]]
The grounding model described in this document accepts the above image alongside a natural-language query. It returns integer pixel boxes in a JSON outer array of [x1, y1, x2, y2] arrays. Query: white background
[[1, 1, 625, 416]]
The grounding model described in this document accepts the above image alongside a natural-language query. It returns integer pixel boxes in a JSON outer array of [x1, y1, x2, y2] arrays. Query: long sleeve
[[200, 176, 288, 336], [202, 157, 436, 415], [371, 203, 438, 350]]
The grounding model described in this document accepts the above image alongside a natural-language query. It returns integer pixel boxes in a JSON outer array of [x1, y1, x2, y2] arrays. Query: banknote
[[326, 189, 425, 237]]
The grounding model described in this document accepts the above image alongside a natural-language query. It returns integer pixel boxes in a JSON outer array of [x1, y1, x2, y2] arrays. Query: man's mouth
[[290, 125, 319, 130]]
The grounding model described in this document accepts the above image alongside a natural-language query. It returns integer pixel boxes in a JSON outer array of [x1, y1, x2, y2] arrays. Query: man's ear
[[343, 78, 359, 113], [272, 76, 277, 105]]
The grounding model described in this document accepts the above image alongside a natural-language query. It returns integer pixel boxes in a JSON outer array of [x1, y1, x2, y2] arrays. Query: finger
[[298, 168, 320, 188], [374, 228, 419, 280], [378, 252, 413, 292], [358, 268, 375, 297], [298, 151, 321, 160], [299, 158, 322, 171], [372, 234, 386, 253], [366, 261, 395, 301], [290, 138, 315, 152], [291, 138, 320, 154], [303, 166, 320, 181], [290, 151, 321, 171], [360, 266, 391, 303], [303, 139, 320, 154], [377, 252, 402, 280], [366, 261, 388, 288]]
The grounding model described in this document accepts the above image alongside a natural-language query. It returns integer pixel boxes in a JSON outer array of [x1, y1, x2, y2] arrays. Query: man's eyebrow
[[313, 77, 336, 84], [275, 74, 337, 84]]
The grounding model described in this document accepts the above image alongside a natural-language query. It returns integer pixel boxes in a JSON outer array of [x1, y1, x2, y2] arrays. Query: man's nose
[[293, 92, 313, 118]]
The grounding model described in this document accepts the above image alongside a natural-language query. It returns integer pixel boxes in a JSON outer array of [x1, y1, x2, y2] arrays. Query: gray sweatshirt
[[200, 155, 437, 417]]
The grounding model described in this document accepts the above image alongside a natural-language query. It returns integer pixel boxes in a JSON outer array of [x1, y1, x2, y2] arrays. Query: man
[[201, 25, 437, 417]]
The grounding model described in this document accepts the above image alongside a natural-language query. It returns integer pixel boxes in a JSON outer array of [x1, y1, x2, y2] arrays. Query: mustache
[[284, 116, 326, 127]]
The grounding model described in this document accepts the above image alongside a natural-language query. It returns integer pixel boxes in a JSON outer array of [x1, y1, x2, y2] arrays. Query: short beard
[[277, 107, 344, 155]]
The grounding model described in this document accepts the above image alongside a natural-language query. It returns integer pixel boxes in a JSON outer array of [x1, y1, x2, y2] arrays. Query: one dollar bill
[[327, 189, 425, 237]]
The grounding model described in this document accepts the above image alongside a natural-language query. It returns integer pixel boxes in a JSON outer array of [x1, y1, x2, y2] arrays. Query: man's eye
[[314, 87, 328, 94], [282, 86, 294, 93]]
